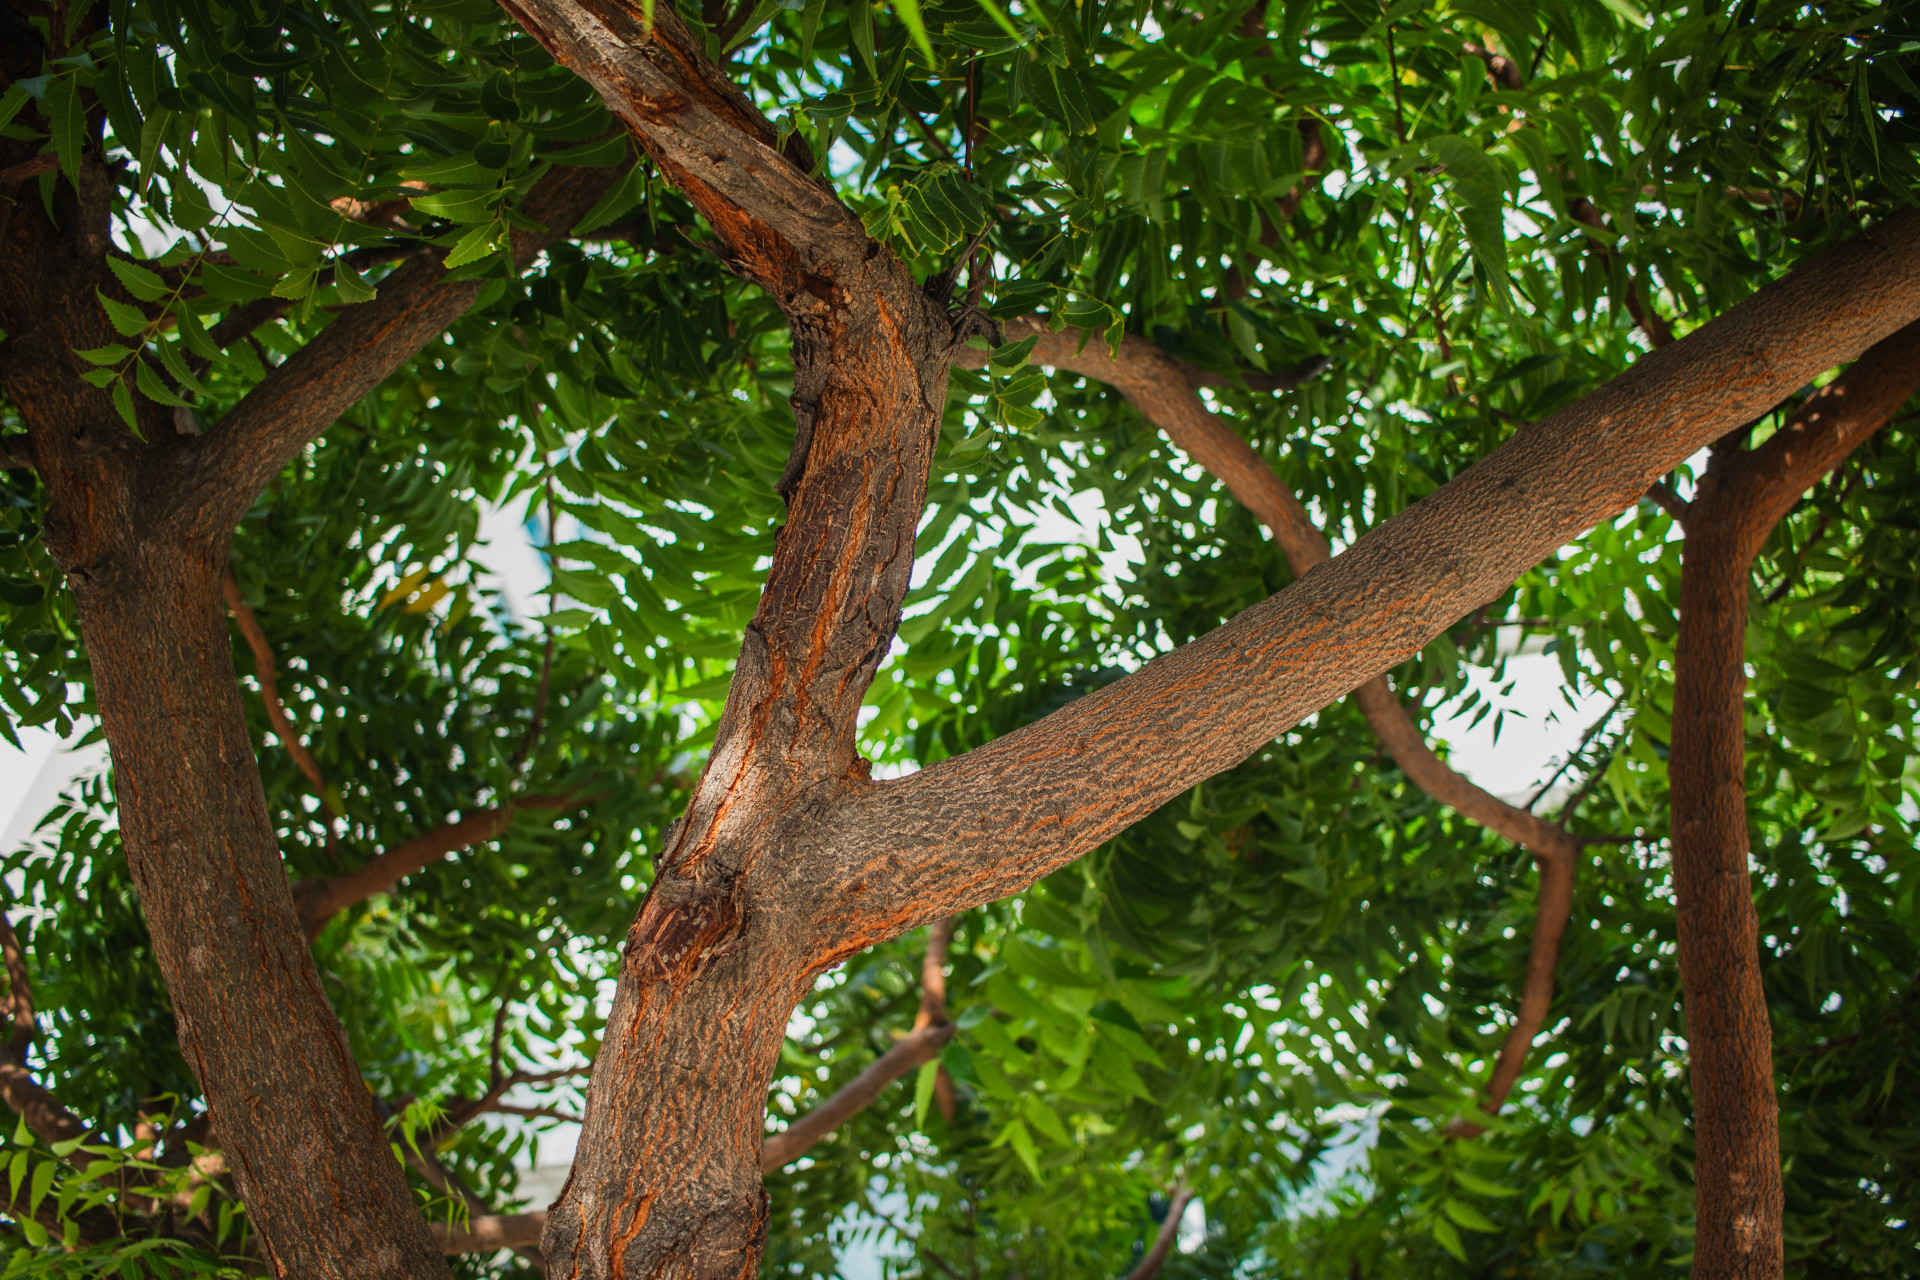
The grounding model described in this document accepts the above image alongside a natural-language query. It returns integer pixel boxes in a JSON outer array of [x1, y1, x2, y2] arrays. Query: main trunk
[[1671, 459, 1782, 1280], [539, 239, 953, 1278], [70, 542, 450, 1280]]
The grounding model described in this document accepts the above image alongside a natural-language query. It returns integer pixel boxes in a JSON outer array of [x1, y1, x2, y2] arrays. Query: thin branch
[[291, 794, 583, 939], [1644, 479, 1690, 523], [1126, 1179, 1194, 1280], [758, 1023, 955, 1171], [223, 571, 339, 852], [0, 155, 57, 193], [0, 915, 90, 1148], [1525, 695, 1625, 812], [761, 919, 961, 1169]]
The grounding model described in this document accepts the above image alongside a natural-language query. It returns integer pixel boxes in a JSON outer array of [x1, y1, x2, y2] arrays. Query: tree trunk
[[1668, 320, 1920, 1279], [1671, 468, 1781, 1279], [70, 541, 450, 1280]]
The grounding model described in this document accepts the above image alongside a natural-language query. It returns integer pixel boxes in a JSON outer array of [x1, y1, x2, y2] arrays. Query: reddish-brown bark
[[1669, 321, 1920, 1280], [0, 68, 619, 1270], [496, 2, 1920, 1272]]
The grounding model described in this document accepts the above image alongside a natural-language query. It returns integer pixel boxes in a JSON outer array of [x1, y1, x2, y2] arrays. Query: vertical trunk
[[69, 542, 450, 1280], [1671, 460, 1781, 1278]]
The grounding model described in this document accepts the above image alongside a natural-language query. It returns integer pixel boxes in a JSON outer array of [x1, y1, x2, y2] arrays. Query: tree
[[1, 0, 1918, 1277]]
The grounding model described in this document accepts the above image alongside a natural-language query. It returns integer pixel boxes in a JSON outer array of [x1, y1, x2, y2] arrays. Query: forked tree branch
[[174, 161, 623, 538], [957, 321, 1582, 1126]]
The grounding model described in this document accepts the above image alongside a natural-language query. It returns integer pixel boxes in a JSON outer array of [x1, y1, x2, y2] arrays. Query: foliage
[[0, 0, 1917, 1274]]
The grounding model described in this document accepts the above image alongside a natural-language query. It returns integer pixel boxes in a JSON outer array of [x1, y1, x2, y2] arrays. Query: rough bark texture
[[485, 2, 1920, 1266], [0, 54, 618, 1268], [1670, 321, 1920, 1280], [495, 5, 961, 1273]]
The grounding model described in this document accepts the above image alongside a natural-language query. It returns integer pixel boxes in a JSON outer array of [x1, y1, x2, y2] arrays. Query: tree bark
[[1126, 1180, 1194, 1280], [1669, 320, 1920, 1280]]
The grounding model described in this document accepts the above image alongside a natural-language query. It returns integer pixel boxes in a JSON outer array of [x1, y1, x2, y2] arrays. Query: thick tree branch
[[1667, 322, 1920, 1277], [291, 794, 582, 939], [1125, 1179, 1194, 1280], [176, 161, 624, 538], [842, 209, 1920, 936]]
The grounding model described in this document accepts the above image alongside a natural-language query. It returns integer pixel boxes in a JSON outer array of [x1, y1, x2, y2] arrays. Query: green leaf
[[106, 256, 171, 302], [1428, 133, 1510, 309], [96, 291, 151, 337], [724, 0, 786, 51], [134, 357, 193, 408], [849, 0, 878, 79], [1443, 1197, 1500, 1233], [913, 1059, 939, 1126], [46, 74, 81, 186], [893, 0, 936, 68], [571, 163, 645, 235], [74, 344, 132, 365], [26, 1158, 53, 1213], [110, 377, 141, 436], [333, 255, 378, 304], [1431, 1215, 1467, 1261], [409, 189, 501, 223], [443, 221, 504, 270]]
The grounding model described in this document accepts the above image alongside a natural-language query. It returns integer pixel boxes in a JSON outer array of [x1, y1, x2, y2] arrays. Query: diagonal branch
[[223, 571, 338, 849], [761, 918, 959, 1170], [176, 161, 624, 537], [291, 794, 583, 939], [1125, 1178, 1194, 1280], [845, 208, 1920, 935], [960, 321, 1582, 1122]]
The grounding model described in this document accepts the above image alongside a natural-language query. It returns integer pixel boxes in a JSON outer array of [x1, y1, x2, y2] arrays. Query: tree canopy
[[0, 0, 1918, 1276]]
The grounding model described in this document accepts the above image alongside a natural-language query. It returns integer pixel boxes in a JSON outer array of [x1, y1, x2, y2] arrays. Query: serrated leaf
[[75, 344, 132, 365], [1431, 1215, 1467, 1261], [333, 255, 377, 304], [111, 377, 141, 436], [26, 1158, 53, 1213], [151, 334, 207, 396], [174, 306, 222, 362], [1443, 1197, 1499, 1233], [106, 256, 170, 302], [96, 291, 151, 337], [134, 357, 193, 408], [47, 75, 81, 186], [893, 0, 936, 67], [443, 221, 503, 270]]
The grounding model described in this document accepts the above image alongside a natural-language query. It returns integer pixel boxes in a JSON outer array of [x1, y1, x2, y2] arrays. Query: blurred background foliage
[[0, 0, 1918, 1274]]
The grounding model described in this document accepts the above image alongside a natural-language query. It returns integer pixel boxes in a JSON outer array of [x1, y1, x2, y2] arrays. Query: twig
[[1524, 695, 1624, 813], [1644, 480, 1690, 523], [223, 571, 340, 856]]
